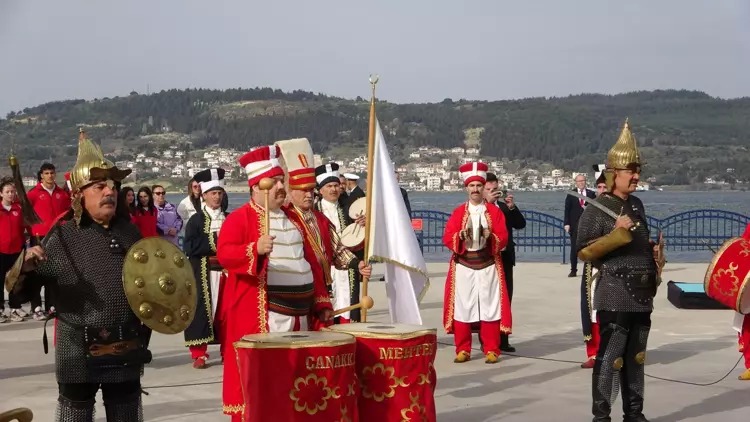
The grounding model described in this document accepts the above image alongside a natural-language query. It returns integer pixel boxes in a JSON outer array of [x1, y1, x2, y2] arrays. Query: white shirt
[[2, 203, 11, 212], [320, 199, 342, 232], [203, 205, 225, 233], [467, 202, 488, 251], [267, 209, 312, 287]]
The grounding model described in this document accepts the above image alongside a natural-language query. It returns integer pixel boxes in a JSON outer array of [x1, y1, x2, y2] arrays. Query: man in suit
[[396, 171, 412, 218], [564, 174, 595, 277], [484, 172, 526, 352], [342, 172, 365, 217]]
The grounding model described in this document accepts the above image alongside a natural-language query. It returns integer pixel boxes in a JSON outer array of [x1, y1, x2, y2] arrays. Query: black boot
[[500, 334, 516, 353], [56, 396, 95, 422], [622, 325, 651, 422], [104, 391, 144, 422], [592, 323, 629, 422]]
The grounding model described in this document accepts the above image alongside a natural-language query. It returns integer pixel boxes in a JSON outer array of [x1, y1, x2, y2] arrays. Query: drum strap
[[456, 249, 494, 270]]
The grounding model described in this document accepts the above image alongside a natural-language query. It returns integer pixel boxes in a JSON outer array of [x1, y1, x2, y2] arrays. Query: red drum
[[326, 323, 437, 422], [235, 331, 358, 422], [704, 236, 750, 313]]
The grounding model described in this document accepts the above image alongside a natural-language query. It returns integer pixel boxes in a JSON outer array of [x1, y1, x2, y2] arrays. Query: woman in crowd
[[0, 178, 28, 323], [132, 186, 159, 237]]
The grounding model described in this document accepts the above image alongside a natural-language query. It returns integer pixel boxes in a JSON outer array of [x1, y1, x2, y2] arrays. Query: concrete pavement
[[1, 262, 748, 421]]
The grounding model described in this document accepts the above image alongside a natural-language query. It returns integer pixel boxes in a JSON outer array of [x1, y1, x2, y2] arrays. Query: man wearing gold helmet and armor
[[576, 120, 660, 422], [14, 130, 151, 421]]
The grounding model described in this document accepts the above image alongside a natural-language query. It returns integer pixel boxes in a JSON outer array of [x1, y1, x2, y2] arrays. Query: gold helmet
[[122, 237, 198, 334], [70, 128, 131, 191], [70, 129, 132, 224], [604, 118, 641, 191]]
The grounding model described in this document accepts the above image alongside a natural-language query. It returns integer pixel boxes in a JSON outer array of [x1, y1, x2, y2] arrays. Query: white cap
[[343, 173, 360, 181]]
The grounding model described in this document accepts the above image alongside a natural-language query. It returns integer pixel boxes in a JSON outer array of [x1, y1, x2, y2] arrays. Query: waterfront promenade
[[1, 262, 747, 421]]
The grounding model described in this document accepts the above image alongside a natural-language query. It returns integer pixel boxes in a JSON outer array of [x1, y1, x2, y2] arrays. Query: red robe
[[442, 202, 512, 334], [216, 200, 333, 417]]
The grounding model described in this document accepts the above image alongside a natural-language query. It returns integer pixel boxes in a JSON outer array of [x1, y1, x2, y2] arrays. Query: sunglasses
[[154, 192, 165, 195]]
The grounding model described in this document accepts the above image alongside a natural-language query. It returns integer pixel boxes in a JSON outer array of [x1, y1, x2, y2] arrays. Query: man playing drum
[[276, 139, 372, 322], [314, 163, 365, 323], [442, 162, 511, 364], [576, 120, 659, 422], [216, 145, 333, 420]]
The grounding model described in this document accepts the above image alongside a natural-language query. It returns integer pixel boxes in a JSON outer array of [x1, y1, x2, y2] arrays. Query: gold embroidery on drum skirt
[[361, 363, 409, 402], [289, 373, 336, 415], [400, 392, 428, 422]]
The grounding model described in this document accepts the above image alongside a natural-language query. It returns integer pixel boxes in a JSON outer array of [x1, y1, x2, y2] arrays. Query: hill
[[1, 88, 749, 185]]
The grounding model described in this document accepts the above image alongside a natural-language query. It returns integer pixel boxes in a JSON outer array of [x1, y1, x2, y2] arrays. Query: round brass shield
[[123, 237, 197, 334]]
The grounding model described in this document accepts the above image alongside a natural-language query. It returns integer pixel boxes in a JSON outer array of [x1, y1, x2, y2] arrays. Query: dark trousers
[[28, 236, 54, 311], [0, 252, 24, 310], [569, 231, 579, 271], [593, 311, 652, 421], [501, 259, 514, 346], [59, 380, 141, 403]]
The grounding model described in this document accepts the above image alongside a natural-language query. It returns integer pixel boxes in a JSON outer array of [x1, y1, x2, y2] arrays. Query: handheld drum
[[234, 331, 358, 422], [326, 323, 438, 422], [704, 236, 750, 313]]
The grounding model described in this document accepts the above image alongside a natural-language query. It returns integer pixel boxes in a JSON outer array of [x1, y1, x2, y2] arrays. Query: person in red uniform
[[27, 162, 70, 319], [443, 162, 511, 364], [216, 145, 333, 420], [0, 178, 30, 323], [131, 186, 159, 237]]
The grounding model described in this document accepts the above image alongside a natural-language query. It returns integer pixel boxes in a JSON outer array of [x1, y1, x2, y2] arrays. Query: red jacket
[[27, 183, 71, 238], [0, 203, 28, 254], [132, 207, 159, 238]]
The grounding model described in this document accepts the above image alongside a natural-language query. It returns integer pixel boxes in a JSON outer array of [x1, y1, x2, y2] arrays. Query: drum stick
[[258, 178, 275, 236], [332, 295, 374, 317]]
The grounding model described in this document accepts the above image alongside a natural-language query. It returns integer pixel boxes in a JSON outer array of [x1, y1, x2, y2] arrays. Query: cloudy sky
[[0, 0, 748, 116]]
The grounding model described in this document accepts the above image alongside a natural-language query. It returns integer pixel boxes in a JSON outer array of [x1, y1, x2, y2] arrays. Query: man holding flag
[[442, 162, 511, 364]]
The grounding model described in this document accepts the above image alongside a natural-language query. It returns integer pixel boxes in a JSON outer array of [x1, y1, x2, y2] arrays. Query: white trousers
[[453, 263, 500, 323], [331, 267, 351, 319], [209, 270, 222, 320], [268, 311, 309, 332]]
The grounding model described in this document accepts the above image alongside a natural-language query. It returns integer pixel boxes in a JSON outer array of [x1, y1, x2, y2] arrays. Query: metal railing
[[411, 209, 750, 263]]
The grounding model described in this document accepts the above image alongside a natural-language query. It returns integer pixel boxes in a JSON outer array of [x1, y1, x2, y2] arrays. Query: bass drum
[[704, 236, 750, 314]]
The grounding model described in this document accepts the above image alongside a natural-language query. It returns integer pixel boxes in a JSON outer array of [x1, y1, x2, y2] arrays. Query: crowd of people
[[1, 123, 748, 422]]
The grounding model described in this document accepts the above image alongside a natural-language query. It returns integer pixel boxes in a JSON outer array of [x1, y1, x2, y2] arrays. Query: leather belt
[[88, 340, 139, 357]]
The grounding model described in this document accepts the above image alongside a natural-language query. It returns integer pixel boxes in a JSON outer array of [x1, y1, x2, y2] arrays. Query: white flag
[[366, 119, 429, 324]]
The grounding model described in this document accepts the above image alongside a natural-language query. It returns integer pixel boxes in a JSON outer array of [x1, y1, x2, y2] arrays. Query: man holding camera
[[483, 172, 526, 352]]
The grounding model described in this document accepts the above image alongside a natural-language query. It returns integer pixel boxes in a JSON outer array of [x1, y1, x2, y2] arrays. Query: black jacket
[[564, 188, 596, 232], [400, 187, 412, 218], [490, 201, 526, 266]]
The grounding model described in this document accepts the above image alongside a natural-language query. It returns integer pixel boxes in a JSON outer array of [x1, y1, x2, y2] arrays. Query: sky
[[0, 0, 749, 116]]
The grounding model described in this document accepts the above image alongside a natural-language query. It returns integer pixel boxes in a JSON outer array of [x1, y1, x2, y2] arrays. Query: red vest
[[27, 183, 71, 237], [0, 203, 27, 254]]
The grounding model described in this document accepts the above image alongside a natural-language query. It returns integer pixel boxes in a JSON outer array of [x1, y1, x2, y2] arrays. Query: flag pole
[[361, 74, 379, 322]]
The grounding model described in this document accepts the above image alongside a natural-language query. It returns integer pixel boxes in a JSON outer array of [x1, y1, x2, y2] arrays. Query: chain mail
[[37, 216, 144, 384], [595, 324, 629, 407], [576, 194, 656, 312], [624, 325, 650, 402], [104, 395, 143, 422], [56, 397, 95, 422]]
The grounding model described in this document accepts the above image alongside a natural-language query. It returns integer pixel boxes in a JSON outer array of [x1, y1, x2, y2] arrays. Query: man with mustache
[[277, 138, 372, 328], [13, 129, 152, 421], [182, 168, 227, 369], [442, 162, 511, 364], [576, 120, 658, 422], [216, 145, 333, 420], [314, 162, 366, 323]]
